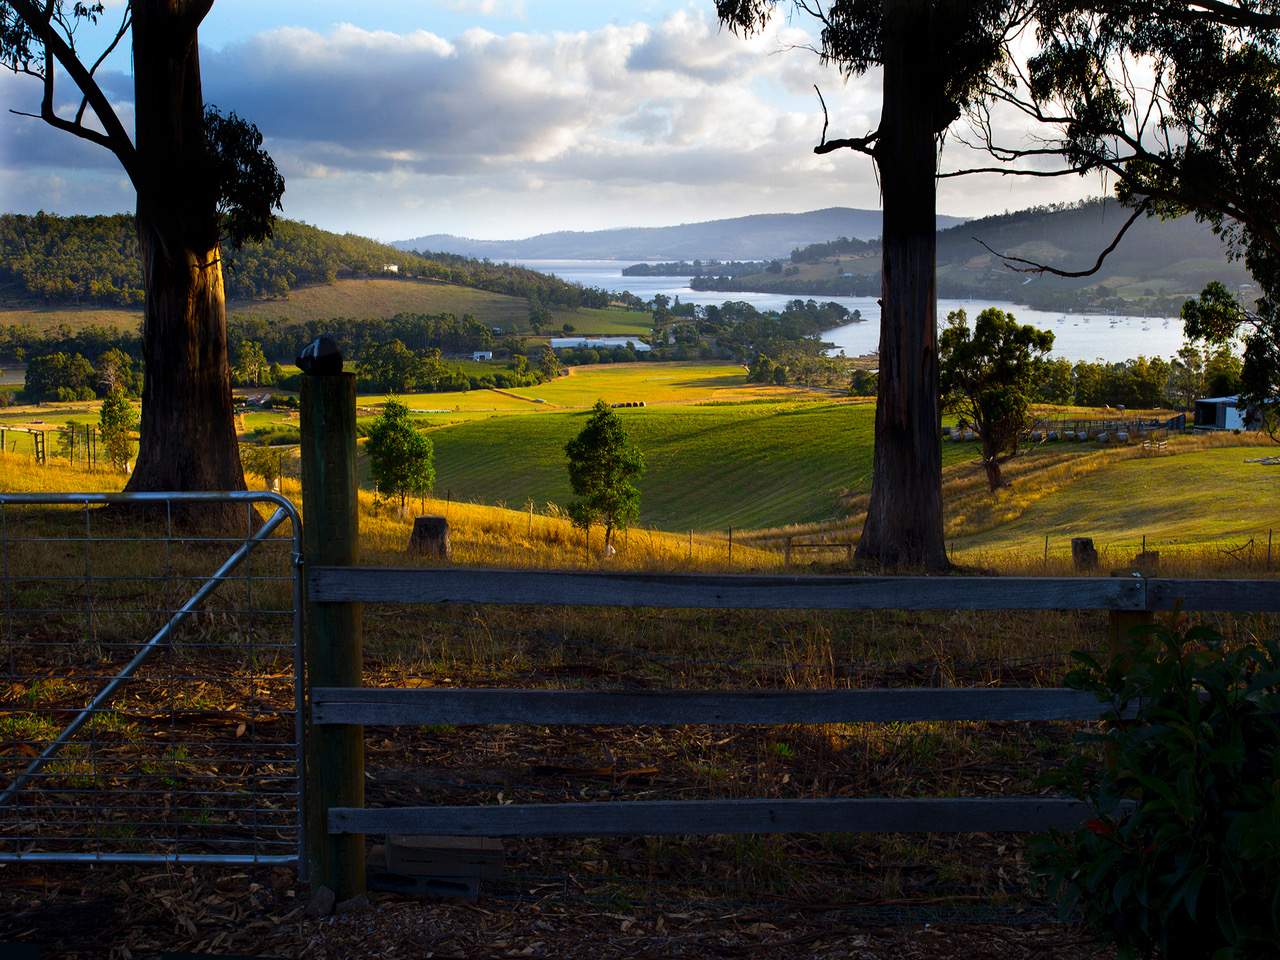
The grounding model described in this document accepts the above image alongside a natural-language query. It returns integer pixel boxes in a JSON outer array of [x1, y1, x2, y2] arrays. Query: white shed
[[1193, 396, 1253, 431]]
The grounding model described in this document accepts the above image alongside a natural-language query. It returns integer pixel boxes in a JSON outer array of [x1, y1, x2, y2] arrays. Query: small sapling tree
[[564, 399, 645, 552], [99, 387, 136, 473], [940, 307, 1053, 491], [366, 397, 434, 513], [241, 443, 285, 491]]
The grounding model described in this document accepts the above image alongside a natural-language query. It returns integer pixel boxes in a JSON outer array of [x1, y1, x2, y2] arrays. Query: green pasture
[[226, 278, 652, 340], [950, 445, 1280, 558], [551, 306, 652, 338], [498, 361, 771, 407], [0, 278, 654, 340], [229, 278, 527, 329], [427, 400, 970, 532], [0, 305, 142, 334]]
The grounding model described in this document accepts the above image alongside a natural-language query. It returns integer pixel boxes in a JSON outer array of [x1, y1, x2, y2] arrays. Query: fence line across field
[[296, 370, 1278, 903]]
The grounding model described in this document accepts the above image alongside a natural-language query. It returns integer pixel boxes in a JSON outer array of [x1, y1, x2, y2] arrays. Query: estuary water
[[519, 258, 1189, 364]]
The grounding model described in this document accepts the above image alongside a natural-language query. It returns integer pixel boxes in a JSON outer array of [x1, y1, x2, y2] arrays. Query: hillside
[[687, 200, 1251, 315], [396, 208, 965, 261], [0, 213, 615, 310]]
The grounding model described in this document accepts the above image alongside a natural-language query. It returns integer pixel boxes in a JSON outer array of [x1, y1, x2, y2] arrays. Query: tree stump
[[1133, 550, 1160, 570], [409, 515, 451, 559], [1072, 537, 1099, 572]]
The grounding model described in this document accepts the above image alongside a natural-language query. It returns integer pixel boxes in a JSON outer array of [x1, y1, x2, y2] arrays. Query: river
[[518, 259, 1189, 364]]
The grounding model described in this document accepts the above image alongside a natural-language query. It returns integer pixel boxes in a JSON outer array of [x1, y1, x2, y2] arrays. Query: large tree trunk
[[123, 2, 247, 508], [854, 0, 949, 571]]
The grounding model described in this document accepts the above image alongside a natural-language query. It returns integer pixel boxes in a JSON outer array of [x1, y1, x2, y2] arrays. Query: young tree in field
[[715, 0, 1031, 569], [1, 1, 284, 513], [366, 397, 435, 512], [564, 400, 645, 552], [99, 387, 136, 473], [241, 443, 285, 491], [939, 308, 1054, 491]]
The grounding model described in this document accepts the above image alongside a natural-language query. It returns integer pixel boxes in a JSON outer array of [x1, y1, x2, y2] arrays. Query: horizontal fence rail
[[292, 373, 1278, 917], [329, 798, 1116, 839], [309, 566, 1280, 612], [312, 686, 1129, 726]]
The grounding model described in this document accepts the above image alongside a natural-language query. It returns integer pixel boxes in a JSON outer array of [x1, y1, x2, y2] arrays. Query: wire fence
[[0, 492, 304, 867]]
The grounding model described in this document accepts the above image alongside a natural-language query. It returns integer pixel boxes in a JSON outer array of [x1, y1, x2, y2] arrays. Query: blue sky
[[0, 1, 1100, 244]]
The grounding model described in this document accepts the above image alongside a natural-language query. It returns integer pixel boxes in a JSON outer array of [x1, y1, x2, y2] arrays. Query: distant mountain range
[[394, 208, 966, 261]]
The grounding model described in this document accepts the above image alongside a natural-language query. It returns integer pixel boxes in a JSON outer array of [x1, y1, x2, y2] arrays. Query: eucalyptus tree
[[939, 307, 1054, 491], [715, 0, 1035, 569], [1, 2, 284, 512], [976, 1, 1280, 428]]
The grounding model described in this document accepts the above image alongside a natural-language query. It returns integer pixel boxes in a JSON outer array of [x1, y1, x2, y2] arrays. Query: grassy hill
[[0, 277, 653, 340], [423, 396, 976, 531]]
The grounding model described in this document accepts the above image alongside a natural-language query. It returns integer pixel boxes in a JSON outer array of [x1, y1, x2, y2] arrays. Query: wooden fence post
[[301, 371, 365, 900]]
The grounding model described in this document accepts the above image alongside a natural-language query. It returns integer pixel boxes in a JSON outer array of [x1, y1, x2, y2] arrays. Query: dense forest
[[0, 212, 616, 309], [622, 259, 773, 278]]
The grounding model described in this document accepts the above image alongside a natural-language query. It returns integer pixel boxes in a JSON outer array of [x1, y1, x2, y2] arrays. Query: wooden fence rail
[[308, 566, 1280, 612], [296, 367, 1278, 901]]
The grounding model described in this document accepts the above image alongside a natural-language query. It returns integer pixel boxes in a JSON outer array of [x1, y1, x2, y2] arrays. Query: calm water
[[519, 259, 1188, 364]]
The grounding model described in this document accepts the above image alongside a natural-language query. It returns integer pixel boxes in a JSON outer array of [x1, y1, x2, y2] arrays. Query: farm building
[[472, 351, 493, 361], [549, 336, 651, 353], [1193, 395, 1256, 431]]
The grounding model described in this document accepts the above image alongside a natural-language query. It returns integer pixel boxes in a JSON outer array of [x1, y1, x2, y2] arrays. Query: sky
[[0, 1, 1107, 244]]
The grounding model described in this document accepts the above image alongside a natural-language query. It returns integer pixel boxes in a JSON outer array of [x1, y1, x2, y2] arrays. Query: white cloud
[[0, 7, 1100, 239], [447, 0, 527, 18]]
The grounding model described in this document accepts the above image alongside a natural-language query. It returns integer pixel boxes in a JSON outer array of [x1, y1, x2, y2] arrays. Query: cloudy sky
[[0, 0, 1104, 244]]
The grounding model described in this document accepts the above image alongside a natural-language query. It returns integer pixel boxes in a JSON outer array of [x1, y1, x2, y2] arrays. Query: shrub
[[253, 425, 301, 446], [1029, 617, 1280, 960]]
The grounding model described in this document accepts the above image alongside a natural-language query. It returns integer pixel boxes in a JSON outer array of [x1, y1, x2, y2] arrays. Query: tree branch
[[975, 199, 1152, 277], [7, 0, 138, 184], [812, 84, 877, 156]]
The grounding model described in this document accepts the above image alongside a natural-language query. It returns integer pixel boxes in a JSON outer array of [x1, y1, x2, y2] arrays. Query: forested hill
[[0, 213, 612, 309], [397, 208, 966, 261]]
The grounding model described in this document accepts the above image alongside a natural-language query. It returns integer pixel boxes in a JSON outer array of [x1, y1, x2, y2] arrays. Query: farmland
[[1, 360, 1277, 560], [0, 275, 654, 340]]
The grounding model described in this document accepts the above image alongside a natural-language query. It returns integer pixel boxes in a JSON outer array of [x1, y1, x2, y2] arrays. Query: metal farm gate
[[0, 491, 305, 870]]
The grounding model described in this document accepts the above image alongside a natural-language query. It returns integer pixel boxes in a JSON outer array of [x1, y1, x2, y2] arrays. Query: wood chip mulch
[[0, 864, 1116, 960]]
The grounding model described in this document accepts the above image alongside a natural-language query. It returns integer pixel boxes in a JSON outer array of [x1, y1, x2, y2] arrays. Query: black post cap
[[296, 333, 343, 375]]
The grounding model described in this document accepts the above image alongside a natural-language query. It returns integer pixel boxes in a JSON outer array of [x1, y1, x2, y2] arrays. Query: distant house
[[381, 264, 399, 274], [549, 336, 651, 353], [1193, 395, 1256, 431], [472, 351, 493, 362]]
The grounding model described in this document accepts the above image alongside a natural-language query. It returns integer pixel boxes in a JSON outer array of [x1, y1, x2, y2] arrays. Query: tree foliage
[[240, 443, 286, 491], [986, 1, 1280, 426], [23, 350, 95, 402], [1030, 619, 1280, 959], [0, 0, 285, 503], [98, 386, 135, 472], [940, 308, 1054, 490], [365, 397, 435, 511], [564, 400, 645, 551]]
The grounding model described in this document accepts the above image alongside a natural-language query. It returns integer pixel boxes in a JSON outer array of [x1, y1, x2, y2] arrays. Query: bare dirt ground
[[0, 864, 1117, 960]]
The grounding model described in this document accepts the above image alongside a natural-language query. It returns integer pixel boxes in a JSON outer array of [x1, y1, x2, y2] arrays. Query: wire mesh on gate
[[0, 492, 303, 868]]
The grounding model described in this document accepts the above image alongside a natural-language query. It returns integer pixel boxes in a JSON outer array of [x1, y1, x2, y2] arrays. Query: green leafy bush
[[1029, 618, 1280, 959], [252, 424, 300, 446]]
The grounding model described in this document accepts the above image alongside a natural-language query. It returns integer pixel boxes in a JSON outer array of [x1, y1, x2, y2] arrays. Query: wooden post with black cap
[[298, 334, 365, 900]]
